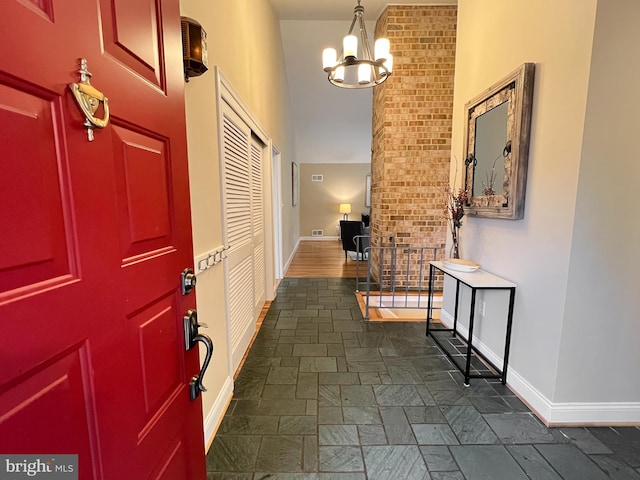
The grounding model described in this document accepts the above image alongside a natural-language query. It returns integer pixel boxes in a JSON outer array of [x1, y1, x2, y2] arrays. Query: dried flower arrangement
[[433, 160, 470, 259], [445, 185, 469, 259]]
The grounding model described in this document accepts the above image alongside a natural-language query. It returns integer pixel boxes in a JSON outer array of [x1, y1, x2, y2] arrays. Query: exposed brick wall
[[372, 5, 457, 248], [370, 5, 457, 289]]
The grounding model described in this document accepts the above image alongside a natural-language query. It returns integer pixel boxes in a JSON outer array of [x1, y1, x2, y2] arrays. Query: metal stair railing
[[357, 243, 443, 320]]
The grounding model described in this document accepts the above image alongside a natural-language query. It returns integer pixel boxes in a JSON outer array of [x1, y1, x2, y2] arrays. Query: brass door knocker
[[69, 58, 109, 141]]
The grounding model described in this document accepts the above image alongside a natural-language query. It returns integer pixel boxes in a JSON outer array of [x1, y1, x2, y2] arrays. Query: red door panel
[[0, 350, 90, 445], [21, 1, 54, 21], [98, 0, 165, 89], [111, 124, 173, 259], [136, 298, 182, 413], [153, 440, 189, 480], [0, 0, 205, 479], [0, 347, 97, 477], [0, 81, 76, 298]]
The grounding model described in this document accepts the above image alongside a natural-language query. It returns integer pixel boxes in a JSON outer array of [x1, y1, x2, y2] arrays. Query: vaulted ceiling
[[270, 0, 455, 21], [268, 0, 456, 164]]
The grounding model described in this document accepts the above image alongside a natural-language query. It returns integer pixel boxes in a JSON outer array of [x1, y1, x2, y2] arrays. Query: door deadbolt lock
[[181, 268, 197, 295]]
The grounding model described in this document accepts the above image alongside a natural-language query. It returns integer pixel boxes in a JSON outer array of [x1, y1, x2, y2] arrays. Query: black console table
[[426, 261, 516, 385]]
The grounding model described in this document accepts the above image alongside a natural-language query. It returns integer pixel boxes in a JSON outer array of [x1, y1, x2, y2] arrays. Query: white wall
[[180, 0, 297, 446], [279, 20, 375, 165], [450, 0, 618, 423], [554, 0, 640, 407]]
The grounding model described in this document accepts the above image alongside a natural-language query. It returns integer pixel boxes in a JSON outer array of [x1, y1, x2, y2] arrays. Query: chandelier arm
[[346, 15, 358, 37], [340, 14, 358, 62], [357, 14, 374, 61], [326, 60, 389, 88]]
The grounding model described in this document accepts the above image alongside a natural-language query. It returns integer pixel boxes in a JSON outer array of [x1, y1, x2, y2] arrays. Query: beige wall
[[179, 0, 297, 445], [555, 0, 640, 405], [200, 0, 299, 263], [299, 163, 371, 237], [452, 0, 639, 423], [452, 0, 596, 404]]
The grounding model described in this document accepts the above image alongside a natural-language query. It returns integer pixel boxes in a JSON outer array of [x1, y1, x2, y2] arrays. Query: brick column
[[370, 6, 457, 288]]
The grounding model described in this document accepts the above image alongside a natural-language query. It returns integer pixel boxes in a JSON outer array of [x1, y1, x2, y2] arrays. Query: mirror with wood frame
[[463, 63, 535, 219]]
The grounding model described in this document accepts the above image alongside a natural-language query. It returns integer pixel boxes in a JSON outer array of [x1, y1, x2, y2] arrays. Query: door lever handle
[[189, 333, 213, 401], [183, 309, 214, 400], [184, 309, 206, 350]]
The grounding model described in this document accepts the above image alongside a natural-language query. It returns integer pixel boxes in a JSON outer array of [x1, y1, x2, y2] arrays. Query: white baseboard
[[506, 367, 640, 426], [203, 375, 234, 452], [300, 236, 339, 241], [282, 237, 300, 275], [440, 309, 640, 426]]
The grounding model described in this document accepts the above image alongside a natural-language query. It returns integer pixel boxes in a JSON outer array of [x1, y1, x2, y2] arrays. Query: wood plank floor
[[284, 240, 365, 278]]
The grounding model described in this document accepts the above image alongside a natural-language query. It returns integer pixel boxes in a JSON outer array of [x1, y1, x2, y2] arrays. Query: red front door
[[0, 1, 206, 479]]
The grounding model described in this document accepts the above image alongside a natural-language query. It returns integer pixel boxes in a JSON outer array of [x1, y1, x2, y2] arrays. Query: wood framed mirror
[[463, 63, 535, 219]]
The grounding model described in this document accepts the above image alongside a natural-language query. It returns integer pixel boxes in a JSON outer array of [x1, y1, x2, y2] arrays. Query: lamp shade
[[343, 35, 358, 58], [374, 38, 390, 62], [339, 203, 352, 214], [358, 63, 371, 84], [322, 48, 337, 69]]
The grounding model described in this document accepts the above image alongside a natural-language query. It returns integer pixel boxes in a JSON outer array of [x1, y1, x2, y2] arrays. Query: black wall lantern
[[181, 17, 208, 82]]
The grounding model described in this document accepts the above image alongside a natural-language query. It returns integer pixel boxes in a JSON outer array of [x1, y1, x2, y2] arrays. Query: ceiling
[[269, 1, 456, 164], [270, 0, 456, 21]]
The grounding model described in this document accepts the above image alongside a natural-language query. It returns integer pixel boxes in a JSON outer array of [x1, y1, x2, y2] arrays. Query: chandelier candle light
[[322, 0, 393, 88]]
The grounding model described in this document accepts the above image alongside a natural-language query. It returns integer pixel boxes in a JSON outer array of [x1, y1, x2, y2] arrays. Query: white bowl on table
[[443, 258, 480, 272]]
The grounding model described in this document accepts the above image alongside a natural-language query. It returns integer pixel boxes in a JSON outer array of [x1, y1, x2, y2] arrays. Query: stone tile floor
[[207, 278, 640, 479]]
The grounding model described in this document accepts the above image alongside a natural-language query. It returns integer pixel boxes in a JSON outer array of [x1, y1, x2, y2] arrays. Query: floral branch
[[481, 153, 501, 196], [445, 186, 469, 234], [432, 159, 470, 258]]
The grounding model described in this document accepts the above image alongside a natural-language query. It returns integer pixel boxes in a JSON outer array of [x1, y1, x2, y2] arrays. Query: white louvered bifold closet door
[[250, 139, 265, 319], [221, 102, 265, 372]]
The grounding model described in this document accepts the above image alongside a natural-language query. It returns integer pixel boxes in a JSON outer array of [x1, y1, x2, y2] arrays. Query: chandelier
[[322, 0, 393, 89]]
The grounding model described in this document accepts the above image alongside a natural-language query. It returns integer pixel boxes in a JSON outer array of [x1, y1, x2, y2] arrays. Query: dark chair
[[340, 220, 369, 261]]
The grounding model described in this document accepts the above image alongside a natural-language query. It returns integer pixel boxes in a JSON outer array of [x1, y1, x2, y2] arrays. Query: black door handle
[[183, 310, 214, 401], [189, 333, 213, 401]]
